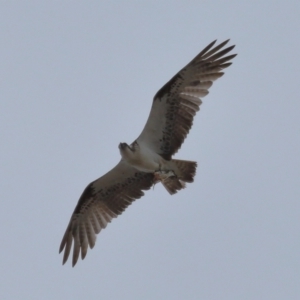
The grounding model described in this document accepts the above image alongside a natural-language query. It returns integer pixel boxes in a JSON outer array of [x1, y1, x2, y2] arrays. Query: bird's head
[[119, 142, 138, 160], [119, 142, 132, 156], [118, 142, 130, 151]]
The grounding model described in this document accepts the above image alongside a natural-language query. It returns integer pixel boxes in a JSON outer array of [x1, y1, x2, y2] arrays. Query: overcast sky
[[1, 1, 300, 299]]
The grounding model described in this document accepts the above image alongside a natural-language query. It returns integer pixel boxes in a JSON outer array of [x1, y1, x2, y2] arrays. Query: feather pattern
[[137, 40, 236, 160], [59, 160, 154, 266]]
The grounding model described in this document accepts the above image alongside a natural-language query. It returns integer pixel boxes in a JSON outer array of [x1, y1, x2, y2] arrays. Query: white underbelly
[[123, 144, 164, 173]]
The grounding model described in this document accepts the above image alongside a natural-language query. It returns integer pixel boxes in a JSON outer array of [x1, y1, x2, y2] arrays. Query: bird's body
[[119, 141, 163, 173], [59, 40, 237, 266]]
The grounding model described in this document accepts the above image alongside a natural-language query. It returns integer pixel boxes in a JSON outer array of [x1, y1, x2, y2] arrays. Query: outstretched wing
[[136, 40, 237, 160], [59, 160, 154, 266]]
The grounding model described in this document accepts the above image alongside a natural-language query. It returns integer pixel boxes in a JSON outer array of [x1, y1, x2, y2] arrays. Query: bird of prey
[[59, 40, 236, 266]]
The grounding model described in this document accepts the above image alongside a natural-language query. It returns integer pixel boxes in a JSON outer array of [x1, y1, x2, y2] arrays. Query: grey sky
[[1, 1, 300, 299]]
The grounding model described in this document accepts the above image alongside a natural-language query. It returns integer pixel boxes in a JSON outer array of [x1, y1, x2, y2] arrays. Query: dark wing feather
[[59, 160, 154, 266], [137, 40, 237, 160]]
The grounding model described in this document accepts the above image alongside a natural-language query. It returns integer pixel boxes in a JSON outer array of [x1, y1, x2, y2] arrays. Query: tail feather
[[160, 177, 186, 195], [171, 159, 197, 183], [159, 159, 197, 195]]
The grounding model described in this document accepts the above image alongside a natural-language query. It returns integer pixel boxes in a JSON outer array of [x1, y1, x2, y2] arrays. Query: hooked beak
[[119, 143, 127, 150]]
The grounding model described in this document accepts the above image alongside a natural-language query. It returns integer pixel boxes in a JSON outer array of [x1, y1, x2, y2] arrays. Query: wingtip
[[62, 253, 68, 265], [72, 252, 80, 267], [72, 257, 80, 267], [198, 40, 217, 57], [227, 43, 236, 52], [218, 39, 231, 49], [58, 244, 64, 254]]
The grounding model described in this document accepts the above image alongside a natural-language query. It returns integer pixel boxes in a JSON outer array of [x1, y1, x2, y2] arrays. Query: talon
[[153, 170, 176, 182]]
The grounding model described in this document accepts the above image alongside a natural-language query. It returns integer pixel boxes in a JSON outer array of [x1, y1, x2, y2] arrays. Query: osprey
[[59, 40, 236, 266]]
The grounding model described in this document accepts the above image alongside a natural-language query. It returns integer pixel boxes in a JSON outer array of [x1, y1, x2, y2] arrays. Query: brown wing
[[59, 160, 154, 266], [136, 40, 237, 160]]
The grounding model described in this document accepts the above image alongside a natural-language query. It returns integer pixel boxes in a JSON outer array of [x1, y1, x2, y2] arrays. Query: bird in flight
[[59, 39, 237, 266]]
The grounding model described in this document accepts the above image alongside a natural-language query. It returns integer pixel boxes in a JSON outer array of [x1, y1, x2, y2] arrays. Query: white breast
[[120, 142, 163, 172]]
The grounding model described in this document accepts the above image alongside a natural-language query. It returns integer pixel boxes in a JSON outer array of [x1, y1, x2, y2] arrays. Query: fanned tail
[[157, 159, 197, 195]]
